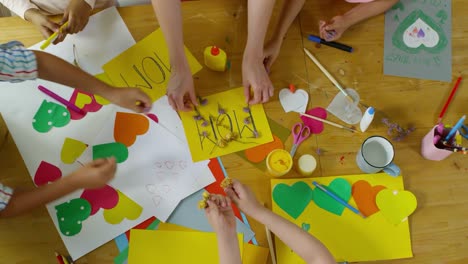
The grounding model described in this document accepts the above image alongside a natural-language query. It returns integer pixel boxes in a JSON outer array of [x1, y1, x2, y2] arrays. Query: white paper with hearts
[[279, 88, 309, 113]]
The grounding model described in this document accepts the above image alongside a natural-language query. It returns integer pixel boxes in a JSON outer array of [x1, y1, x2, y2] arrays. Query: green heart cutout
[[392, 9, 448, 54], [55, 198, 91, 236], [93, 142, 129, 163], [33, 100, 71, 133], [312, 178, 351, 216], [272, 182, 313, 219]]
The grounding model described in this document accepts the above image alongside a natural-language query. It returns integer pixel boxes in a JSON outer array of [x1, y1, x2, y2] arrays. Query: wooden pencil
[[265, 226, 277, 264], [300, 113, 358, 133], [303, 48, 354, 103]]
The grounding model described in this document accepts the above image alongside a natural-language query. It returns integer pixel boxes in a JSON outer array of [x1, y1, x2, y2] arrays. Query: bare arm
[[33, 50, 152, 112], [217, 232, 242, 264], [245, 0, 276, 56], [251, 207, 335, 264], [272, 0, 305, 42], [342, 0, 399, 28]]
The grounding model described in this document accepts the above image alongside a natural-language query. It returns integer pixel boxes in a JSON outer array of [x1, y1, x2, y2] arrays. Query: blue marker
[[312, 181, 366, 218], [444, 115, 466, 142], [307, 34, 353, 53]]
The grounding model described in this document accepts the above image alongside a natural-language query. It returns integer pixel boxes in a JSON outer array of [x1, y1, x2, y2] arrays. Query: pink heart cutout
[[300, 107, 327, 134], [34, 161, 62, 186], [146, 113, 159, 123], [80, 185, 119, 215]]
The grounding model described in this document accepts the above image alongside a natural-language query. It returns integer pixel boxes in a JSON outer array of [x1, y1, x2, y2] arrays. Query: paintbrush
[[300, 113, 358, 133]]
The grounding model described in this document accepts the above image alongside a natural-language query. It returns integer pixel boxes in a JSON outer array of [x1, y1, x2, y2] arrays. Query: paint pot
[[356, 136, 400, 176], [266, 149, 293, 177], [297, 154, 317, 176], [421, 125, 456, 161]]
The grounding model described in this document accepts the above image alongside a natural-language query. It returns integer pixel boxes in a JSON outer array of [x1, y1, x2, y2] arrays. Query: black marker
[[307, 34, 353, 53]]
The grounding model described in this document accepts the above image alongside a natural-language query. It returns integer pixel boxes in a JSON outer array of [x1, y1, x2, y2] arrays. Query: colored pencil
[[444, 115, 466, 142], [61, 255, 70, 264], [312, 181, 366, 218], [38, 85, 85, 114], [40, 21, 69, 50], [303, 48, 354, 103], [299, 113, 358, 133], [438, 76, 462, 124], [55, 252, 65, 264], [265, 226, 277, 264]]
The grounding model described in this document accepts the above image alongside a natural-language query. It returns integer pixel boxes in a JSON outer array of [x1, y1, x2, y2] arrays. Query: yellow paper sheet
[[271, 173, 414, 263], [179, 87, 274, 162], [128, 230, 243, 264], [243, 243, 269, 264], [102, 29, 202, 102]]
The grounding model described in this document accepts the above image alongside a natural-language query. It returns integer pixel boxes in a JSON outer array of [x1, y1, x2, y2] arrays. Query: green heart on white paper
[[393, 10, 447, 54]]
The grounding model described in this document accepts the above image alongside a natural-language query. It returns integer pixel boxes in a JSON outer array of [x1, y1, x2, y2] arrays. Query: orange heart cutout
[[352, 180, 386, 217], [244, 135, 284, 163], [75, 93, 93, 109], [114, 112, 150, 147]]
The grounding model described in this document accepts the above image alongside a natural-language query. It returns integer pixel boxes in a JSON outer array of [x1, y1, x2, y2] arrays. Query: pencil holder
[[420, 125, 456, 161]]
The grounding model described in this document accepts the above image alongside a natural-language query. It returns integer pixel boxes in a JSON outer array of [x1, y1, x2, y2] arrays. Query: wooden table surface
[[1, 0, 467, 263]]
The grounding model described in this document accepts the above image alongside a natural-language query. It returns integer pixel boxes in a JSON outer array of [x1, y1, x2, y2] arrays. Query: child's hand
[[263, 38, 283, 73], [166, 68, 197, 112], [24, 9, 60, 40], [242, 55, 274, 105], [205, 194, 237, 235], [319, 16, 350, 42], [105, 87, 153, 113], [62, 0, 92, 34], [68, 158, 116, 189], [224, 179, 263, 216]]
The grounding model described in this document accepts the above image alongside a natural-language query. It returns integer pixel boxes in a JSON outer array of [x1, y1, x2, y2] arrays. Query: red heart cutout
[[34, 161, 62, 186], [68, 90, 103, 120], [300, 107, 327, 134], [352, 180, 386, 217], [80, 185, 119, 215], [146, 113, 159, 123]]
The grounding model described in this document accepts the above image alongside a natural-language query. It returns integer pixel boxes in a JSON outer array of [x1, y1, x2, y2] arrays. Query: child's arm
[[205, 195, 242, 264], [264, 0, 305, 71], [225, 180, 335, 264], [150, 0, 196, 112], [242, 0, 276, 105], [33, 50, 152, 112], [321, 0, 399, 41], [0, 158, 116, 218]]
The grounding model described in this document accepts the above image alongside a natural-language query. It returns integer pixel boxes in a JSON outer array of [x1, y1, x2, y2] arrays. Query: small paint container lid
[[266, 149, 293, 177], [297, 154, 317, 176]]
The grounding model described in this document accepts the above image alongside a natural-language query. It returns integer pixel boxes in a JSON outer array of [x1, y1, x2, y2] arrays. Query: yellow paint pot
[[266, 149, 293, 177]]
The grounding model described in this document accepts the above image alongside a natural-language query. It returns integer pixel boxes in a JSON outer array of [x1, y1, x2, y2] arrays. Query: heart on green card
[[272, 182, 313, 219], [93, 142, 129, 163], [55, 198, 91, 236], [312, 178, 351, 216]]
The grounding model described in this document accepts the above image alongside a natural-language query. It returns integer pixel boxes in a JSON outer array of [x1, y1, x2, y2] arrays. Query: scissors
[[459, 124, 468, 139], [290, 123, 311, 157]]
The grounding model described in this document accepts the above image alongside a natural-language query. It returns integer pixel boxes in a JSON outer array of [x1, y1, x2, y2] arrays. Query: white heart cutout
[[279, 88, 309, 113], [403, 18, 439, 48]]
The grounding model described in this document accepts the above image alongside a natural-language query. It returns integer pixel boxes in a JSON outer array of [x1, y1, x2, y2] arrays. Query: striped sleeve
[[0, 41, 38, 82], [0, 182, 13, 212]]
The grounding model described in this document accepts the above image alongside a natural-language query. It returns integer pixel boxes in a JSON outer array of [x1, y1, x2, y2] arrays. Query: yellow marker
[[266, 149, 293, 177], [204, 46, 227, 72], [40, 21, 69, 50]]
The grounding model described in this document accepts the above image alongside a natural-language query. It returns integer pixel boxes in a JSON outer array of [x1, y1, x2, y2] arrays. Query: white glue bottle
[[360, 107, 375, 132]]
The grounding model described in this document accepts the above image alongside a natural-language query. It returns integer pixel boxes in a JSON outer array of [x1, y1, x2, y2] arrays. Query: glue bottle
[[360, 107, 375, 132], [204, 46, 227, 72]]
